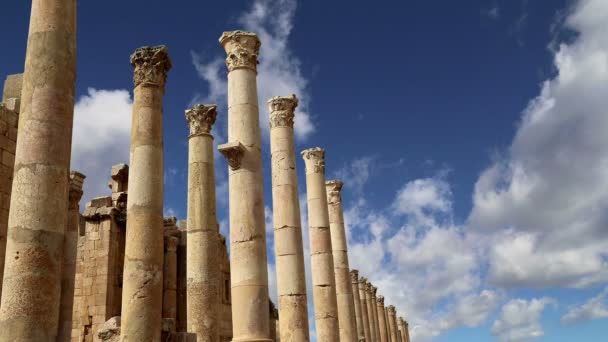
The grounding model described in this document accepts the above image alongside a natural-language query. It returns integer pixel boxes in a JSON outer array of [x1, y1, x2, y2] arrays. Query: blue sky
[[2, 0, 608, 341]]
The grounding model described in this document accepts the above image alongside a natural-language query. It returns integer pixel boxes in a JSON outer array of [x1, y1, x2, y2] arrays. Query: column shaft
[[326, 181, 357, 342], [370, 287, 380, 342], [387, 307, 398, 342], [350, 271, 365, 341], [376, 297, 389, 342], [120, 46, 171, 341], [0, 0, 77, 339], [186, 104, 220, 341], [301, 148, 339, 342], [364, 284, 377, 341], [218, 31, 271, 342], [358, 279, 372, 342], [269, 95, 310, 342], [57, 172, 85, 342], [384, 308, 391, 342]]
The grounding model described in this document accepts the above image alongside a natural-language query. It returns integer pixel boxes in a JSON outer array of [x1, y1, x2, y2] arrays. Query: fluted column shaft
[[163, 236, 179, 321], [384, 308, 391, 342], [57, 172, 85, 342], [350, 271, 365, 341], [217, 31, 271, 342], [387, 306, 398, 342], [358, 279, 372, 342], [302, 148, 339, 342], [370, 286, 381, 342], [364, 283, 377, 341], [0, 1, 77, 340], [269, 95, 310, 342], [186, 104, 220, 341], [326, 180, 357, 342], [120, 45, 171, 342], [376, 297, 389, 342]]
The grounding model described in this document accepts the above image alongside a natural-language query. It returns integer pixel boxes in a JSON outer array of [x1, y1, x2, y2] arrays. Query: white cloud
[[491, 298, 555, 342], [561, 287, 608, 324], [192, 0, 314, 141], [72, 88, 132, 205], [332, 157, 374, 195], [469, 0, 608, 289]]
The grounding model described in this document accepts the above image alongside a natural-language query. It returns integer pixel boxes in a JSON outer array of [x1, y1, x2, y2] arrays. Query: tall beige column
[[364, 282, 377, 341], [120, 46, 172, 342], [387, 306, 398, 342], [185, 104, 220, 341], [0, 0, 77, 340], [301, 148, 339, 342], [350, 270, 365, 341], [375, 296, 389, 342], [268, 95, 310, 342], [57, 171, 85, 342], [326, 180, 357, 342], [217, 31, 271, 342], [163, 236, 179, 321], [371, 286, 381, 342], [398, 318, 410, 342], [358, 278, 372, 342], [384, 307, 391, 342]]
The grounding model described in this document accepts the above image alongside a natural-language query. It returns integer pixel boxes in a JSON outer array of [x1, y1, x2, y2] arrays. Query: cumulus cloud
[[192, 0, 314, 141], [491, 298, 555, 342], [72, 88, 132, 205], [561, 287, 608, 324], [469, 0, 608, 289]]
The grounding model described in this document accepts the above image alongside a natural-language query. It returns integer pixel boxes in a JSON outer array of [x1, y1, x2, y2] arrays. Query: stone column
[[217, 31, 271, 342], [301, 148, 339, 342], [358, 278, 372, 342], [268, 95, 310, 342], [384, 307, 391, 342], [326, 180, 357, 342], [120, 45, 172, 341], [398, 318, 410, 342], [185, 104, 220, 341], [0, 0, 77, 339], [163, 236, 179, 321], [387, 306, 398, 342], [371, 286, 381, 342], [364, 282, 377, 341], [375, 296, 389, 342], [57, 171, 85, 341], [350, 270, 365, 341]]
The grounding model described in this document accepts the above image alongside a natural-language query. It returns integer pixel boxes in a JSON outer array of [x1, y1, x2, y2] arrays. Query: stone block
[[2, 150, 14, 167], [3, 98, 20, 113], [97, 316, 121, 342], [2, 73, 23, 102]]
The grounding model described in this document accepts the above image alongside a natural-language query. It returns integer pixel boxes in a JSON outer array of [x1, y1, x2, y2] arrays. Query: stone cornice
[[68, 171, 86, 209], [186, 104, 218, 136], [130, 45, 172, 88], [219, 31, 261, 72], [218, 142, 246, 171], [268, 94, 298, 129]]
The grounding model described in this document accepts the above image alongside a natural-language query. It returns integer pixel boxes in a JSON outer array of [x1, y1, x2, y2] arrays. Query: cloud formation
[[491, 298, 555, 342], [561, 287, 608, 324]]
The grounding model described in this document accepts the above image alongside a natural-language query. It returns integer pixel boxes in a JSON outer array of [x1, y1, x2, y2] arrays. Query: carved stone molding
[[68, 171, 86, 209], [359, 276, 367, 285], [301, 147, 325, 174], [377, 295, 385, 305], [185, 104, 218, 136], [326, 180, 344, 203], [371, 285, 378, 296], [219, 31, 261, 72], [218, 141, 246, 171], [350, 269, 359, 283], [388, 305, 396, 314], [165, 236, 179, 253], [268, 94, 298, 128], [130, 45, 172, 88]]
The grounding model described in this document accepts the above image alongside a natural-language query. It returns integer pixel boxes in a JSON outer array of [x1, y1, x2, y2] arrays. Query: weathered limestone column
[[57, 171, 85, 342], [0, 0, 77, 339], [387, 306, 398, 342], [217, 31, 271, 342], [376, 296, 389, 342], [326, 180, 357, 342], [358, 278, 372, 342], [364, 282, 377, 342], [350, 270, 365, 341], [185, 104, 220, 341], [398, 318, 410, 342], [268, 95, 310, 342], [301, 148, 339, 342], [371, 286, 381, 342], [384, 307, 391, 342], [163, 236, 179, 321], [120, 45, 172, 341]]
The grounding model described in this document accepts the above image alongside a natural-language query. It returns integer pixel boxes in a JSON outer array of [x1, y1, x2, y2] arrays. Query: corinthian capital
[[186, 104, 218, 136], [371, 285, 378, 296], [130, 45, 172, 88], [268, 94, 298, 128], [301, 147, 325, 174], [325, 180, 344, 203], [69, 171, 86, 209], [350, 269, 359, 283], [388, 305, 396, 314], [219, 31, 261, 72], [377, 295, 385, 305]]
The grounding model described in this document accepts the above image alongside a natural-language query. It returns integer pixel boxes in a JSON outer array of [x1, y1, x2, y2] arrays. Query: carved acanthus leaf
[[186, 104, 218, 136], [218, 142, 246, 171], [130, 45, 172, 88], [219, 31, 261, 72], [268, 94, 298, 129], [301, 147, 325, 174]]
